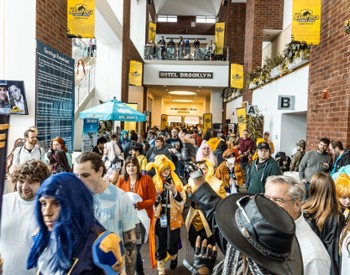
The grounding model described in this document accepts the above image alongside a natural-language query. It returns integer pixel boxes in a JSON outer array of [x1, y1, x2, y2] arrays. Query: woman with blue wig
[[27, 172, 125, 274]]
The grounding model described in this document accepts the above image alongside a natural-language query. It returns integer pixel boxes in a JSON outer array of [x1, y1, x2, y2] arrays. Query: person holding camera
[[146, 155, 186, 275]]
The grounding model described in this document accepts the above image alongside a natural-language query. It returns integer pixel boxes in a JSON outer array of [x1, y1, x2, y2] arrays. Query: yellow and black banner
[[230, 63, 244, 89], [292, 0, 321, 44], [203, 113, 212, 134], [124, 103, 138, 131], [148, 22, 156, 43], [0, 114, 10, 220], [236, 107, 247, 137], [215, 22, 225, 55], [161, 114, 168, 130], [67, 0, 95, 38], [129, 60, 143, 86]]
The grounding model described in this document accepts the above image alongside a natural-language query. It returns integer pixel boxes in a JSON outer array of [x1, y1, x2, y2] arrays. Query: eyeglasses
[[263, 194, 294, 204], [202, 147, 210, 150]]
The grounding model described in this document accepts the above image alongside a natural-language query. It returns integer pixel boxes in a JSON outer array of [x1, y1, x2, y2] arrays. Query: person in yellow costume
[[185, 159, 226, 249], [146, 155, 186, 275], [252, 131, 275, 160]]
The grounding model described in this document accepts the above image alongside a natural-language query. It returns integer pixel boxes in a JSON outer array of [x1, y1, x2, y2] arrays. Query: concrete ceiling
[[154, 0, 223, 16]]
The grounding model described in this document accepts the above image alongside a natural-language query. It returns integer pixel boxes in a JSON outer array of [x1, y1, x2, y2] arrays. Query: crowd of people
[[1, 124, 350, 274], [144, 36, 217, 61]]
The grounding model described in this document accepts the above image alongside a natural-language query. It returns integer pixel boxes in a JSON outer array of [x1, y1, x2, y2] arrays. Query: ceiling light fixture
[[168, 91, 196, 96]]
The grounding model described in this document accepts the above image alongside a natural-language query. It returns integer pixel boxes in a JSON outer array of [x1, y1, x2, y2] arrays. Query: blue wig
[[27, 172, 99, 272]]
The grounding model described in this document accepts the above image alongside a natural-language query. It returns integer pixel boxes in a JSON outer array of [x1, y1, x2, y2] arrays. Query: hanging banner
[[82, 118, 99, 152], [0, 114, 10, 222], [67, 0, 95, 38], [129, 60, 143, 86], [148, 22, 156, 43], [160, 114, 168, 130], [124, 103, 139, 131], [203, 113, 212, 134], [292, 0, 321, 44], [236, 107, 247, 137], [230, 63, 244, 89], [215, 22, 225, 55]]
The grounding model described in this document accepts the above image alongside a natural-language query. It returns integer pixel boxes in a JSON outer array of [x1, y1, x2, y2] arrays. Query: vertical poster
[[129, 60, 143, 86], [36, 40, 75, 152], [215, 22, 225, 55], [148, 22, 156, 43], [292, 0, 321, 44], [124, 103, 138, 131], [230, 63, 244, 89], [203, 113, 212, 134], [0, 114, 10, 220], [82, 118, 99, 152], [67, 0, 95, 38], [160, 114, 168, 130], [236, 107, 247, 137]]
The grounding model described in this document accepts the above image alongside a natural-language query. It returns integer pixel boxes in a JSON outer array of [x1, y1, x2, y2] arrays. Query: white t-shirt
[[93, 184, 138, 239], [0, 192, 37, 275]]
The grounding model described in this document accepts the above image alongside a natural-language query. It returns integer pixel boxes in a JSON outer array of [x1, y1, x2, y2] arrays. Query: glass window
[[157, 15, 177, 23], [196, 16, 216, 23]]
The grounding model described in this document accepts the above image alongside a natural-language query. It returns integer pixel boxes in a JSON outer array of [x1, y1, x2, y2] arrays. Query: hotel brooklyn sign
[[159, 71, 213, 79]]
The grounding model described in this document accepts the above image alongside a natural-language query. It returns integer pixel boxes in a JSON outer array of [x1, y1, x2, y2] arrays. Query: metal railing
[[144, 45, 229, 61], [75, 58, 96, 111]]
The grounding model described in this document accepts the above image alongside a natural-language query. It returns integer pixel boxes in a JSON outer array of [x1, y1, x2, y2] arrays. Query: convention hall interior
[[0, 0, 349, 155]]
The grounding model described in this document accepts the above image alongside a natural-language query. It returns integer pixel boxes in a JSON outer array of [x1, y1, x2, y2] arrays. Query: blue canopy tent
[[79, 98, 146, 122]]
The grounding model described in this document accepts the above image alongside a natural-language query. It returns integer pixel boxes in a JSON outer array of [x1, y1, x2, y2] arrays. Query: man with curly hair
[[0, 159, 51, 274]]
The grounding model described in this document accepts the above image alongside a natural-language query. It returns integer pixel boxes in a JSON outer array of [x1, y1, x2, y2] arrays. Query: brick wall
[[36, 0, 71, 57], [307, 0, 350, 148], [243, 0, 284, 103], [121, 0, 144, 103], [157, 16, 214, 35]]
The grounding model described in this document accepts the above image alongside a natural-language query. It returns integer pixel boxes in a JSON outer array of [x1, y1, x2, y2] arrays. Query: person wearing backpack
[[12, 129, 46, 166]]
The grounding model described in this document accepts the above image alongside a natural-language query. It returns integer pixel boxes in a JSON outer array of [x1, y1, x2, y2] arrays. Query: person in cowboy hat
[[290, 139, 306, 172], [184, 176, 303, 275]]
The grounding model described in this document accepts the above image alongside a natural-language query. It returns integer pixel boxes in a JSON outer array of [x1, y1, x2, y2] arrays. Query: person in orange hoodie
[[117, 156, 157, 275], [146, 155, 186, 275]]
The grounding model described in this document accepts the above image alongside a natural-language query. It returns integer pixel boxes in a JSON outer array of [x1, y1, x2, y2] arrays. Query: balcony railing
[[144, 45, 229, 61], [75, 58, 96, 111]]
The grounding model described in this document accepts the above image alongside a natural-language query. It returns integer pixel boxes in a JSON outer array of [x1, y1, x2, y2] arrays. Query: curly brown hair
[[11, 159, 51, 184]]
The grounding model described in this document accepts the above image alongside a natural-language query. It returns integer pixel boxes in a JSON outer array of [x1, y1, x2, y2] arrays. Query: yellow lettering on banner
[[67, 0, 95, 38], [0, 124, 9, 130], [292, 0, 321, 44], [0, 133, 6, 140], [0, 141, 5, 148]]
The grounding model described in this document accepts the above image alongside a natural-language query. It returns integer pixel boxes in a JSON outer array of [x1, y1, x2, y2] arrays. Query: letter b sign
[[278, 96, 295, 110]]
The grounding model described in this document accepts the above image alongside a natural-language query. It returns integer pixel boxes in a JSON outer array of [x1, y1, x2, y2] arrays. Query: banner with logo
[[203, 113, 212, 134], [129, 60, 143, 86], [230, 63, 244, 89], [148, 22, 156, 43], [124, 103, 139, 131], [161, 114, 168, 130], [236, 107, 247, 137], [292, 0, 321, 44], [82, 118, 99, 152], [0, 114, 10, 221], [215, 22, 225, 55], [67, 0, 95, 38]]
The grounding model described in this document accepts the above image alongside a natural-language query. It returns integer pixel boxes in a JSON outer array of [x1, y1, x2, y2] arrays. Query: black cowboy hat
[[215, 193, 303, 275]]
